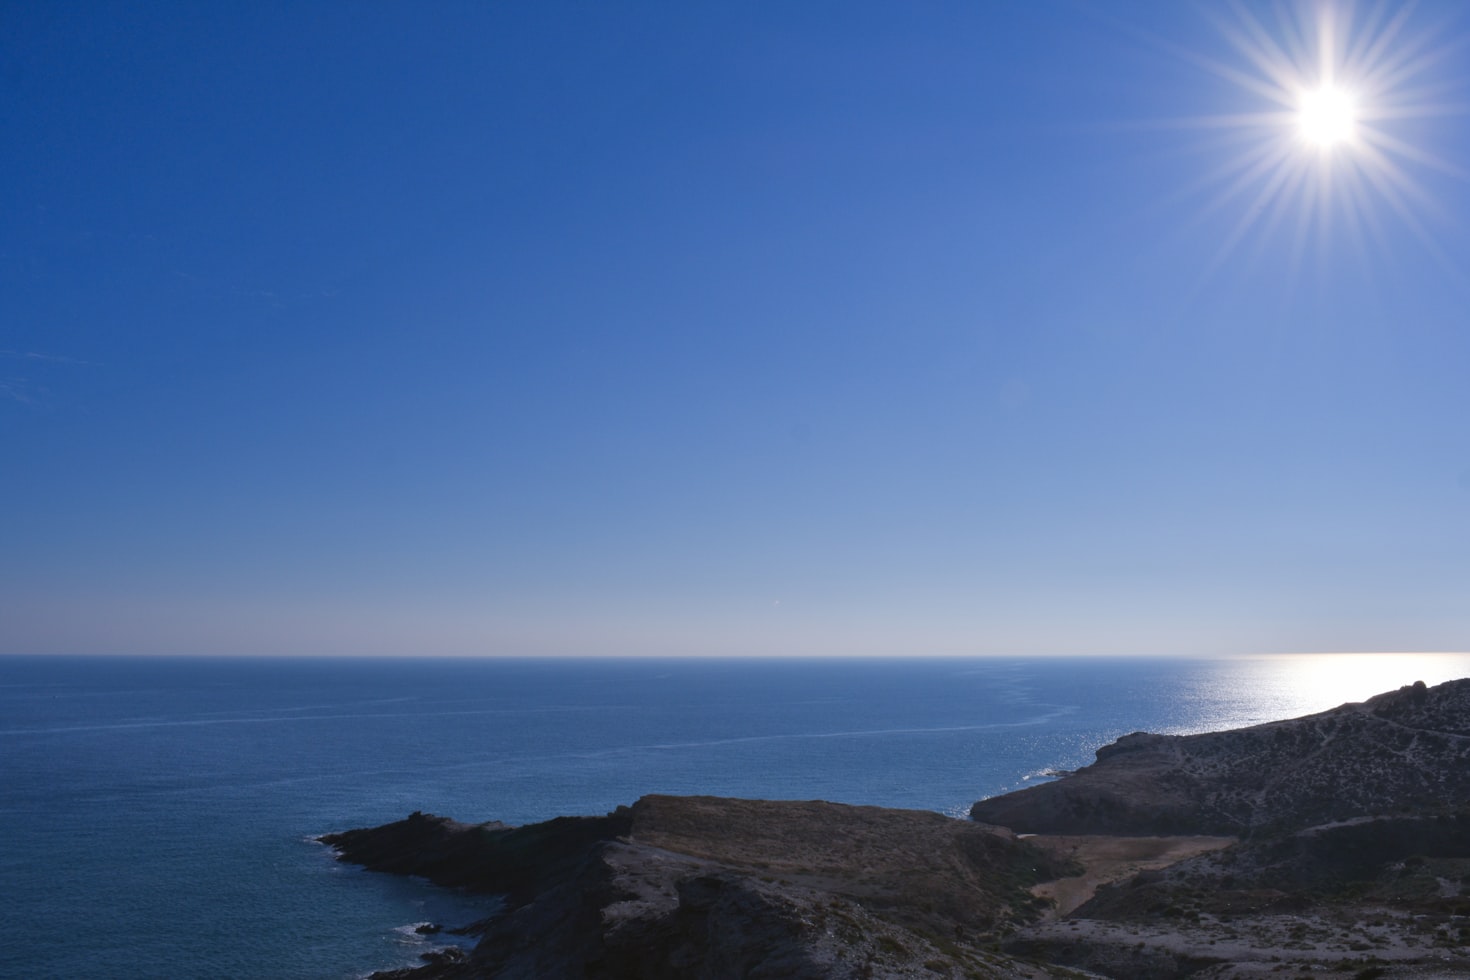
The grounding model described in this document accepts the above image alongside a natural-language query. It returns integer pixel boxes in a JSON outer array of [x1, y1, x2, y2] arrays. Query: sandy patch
[[1025, 834, 1236, 916]]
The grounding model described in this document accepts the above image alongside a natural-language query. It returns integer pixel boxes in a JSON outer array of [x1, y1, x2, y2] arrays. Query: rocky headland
[[970, 678, 1470, 837], [323, 678, 1470, 979], [322, 795, 1081, 978]]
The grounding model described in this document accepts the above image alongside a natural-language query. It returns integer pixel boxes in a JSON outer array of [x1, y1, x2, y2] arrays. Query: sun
[[1297, 85, 1356, 148], [1155, 2, 1465, 275]]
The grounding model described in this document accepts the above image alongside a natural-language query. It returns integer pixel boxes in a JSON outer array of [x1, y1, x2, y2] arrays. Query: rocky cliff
[[969, 679, 1470, 836]]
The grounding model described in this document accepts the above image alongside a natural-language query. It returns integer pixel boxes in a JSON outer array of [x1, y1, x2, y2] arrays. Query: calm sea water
[[3, 653, 1468, 979]]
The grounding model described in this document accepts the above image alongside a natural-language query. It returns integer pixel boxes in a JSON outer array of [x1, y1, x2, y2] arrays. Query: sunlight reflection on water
[[1163, 653, 1470, 735]]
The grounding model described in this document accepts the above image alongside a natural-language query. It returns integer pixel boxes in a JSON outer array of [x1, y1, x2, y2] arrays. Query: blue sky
[[4, 1, 1469, 657]]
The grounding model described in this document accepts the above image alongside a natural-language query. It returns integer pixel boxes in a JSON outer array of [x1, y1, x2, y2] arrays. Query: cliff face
[[323, 795, 1081, 979], [969, 679, 1470, 836]]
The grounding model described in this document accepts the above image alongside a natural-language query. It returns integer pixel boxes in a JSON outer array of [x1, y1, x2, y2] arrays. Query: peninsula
[[322, 678, 1470, 978]]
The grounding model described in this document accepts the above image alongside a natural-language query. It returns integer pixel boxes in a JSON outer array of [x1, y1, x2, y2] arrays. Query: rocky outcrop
[[320, 809, 616, 907], [969, 679, 1470, 836], [323, 796, 1082, 979]]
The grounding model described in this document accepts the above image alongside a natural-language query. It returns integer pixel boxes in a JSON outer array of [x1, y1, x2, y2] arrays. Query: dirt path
[[1025, 834, 1236, 917]]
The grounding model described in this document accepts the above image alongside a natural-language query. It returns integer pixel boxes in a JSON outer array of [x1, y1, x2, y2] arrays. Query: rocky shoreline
[[322, 678, 1470, 978]]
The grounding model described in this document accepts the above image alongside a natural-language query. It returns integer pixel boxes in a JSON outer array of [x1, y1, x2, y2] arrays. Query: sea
[[3, 652, 1469, 979]]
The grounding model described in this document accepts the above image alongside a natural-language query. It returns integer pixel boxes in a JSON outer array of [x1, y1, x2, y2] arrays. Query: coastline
[[324, 677, 1470, 979], [9, 655, 1470, 977]]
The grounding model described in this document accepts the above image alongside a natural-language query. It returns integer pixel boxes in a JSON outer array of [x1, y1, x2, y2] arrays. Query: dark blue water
[[3, 653, 1466, 978]]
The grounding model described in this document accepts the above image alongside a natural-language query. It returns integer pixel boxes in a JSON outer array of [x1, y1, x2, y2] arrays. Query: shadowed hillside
[[324, 795, 1083, 979]]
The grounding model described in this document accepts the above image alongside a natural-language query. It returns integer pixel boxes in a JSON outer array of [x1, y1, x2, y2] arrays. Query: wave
[[391, 922, 435, 942]]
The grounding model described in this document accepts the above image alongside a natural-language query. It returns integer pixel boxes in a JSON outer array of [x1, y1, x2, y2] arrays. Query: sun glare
[[1164, 3, 1465, 275], [1297, 85, 1356, 148]]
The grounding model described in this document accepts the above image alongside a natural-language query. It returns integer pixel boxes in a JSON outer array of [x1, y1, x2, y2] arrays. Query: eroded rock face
[[969, 679, 1470, 836]]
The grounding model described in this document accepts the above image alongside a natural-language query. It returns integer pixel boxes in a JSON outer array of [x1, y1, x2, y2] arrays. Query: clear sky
[[4, 1, 1469, 657]]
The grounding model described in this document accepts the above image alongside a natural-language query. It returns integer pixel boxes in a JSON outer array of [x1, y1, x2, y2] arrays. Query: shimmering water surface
[[3, 653, 1467, 978]]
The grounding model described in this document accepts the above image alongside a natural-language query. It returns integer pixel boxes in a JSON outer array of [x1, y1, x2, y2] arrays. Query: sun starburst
[[1163, 1, 1467, 278]]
